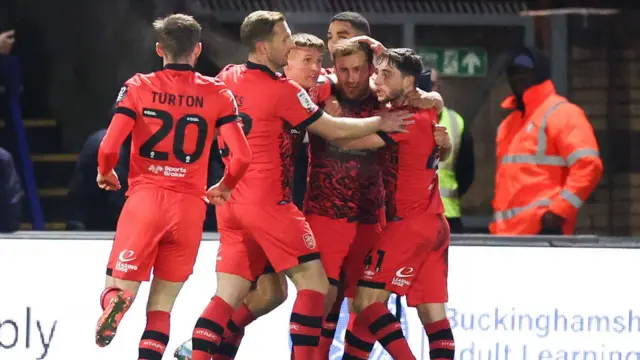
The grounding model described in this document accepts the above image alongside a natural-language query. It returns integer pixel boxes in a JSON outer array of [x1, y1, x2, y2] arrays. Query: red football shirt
[[99, 64, 239, 199], [217, 62, 324, 205], [305, 93, 384, 224], [378, 108, 444, 219]]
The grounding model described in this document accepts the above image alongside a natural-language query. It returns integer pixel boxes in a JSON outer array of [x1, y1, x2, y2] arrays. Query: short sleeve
[[315, 75, 335, 104], [215, 88, 240, 128], [277, 79, 324, 130], [113, 77, 139, 121]]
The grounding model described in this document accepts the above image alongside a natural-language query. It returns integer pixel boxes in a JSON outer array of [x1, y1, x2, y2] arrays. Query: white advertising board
[[1, 239, 640, 360]]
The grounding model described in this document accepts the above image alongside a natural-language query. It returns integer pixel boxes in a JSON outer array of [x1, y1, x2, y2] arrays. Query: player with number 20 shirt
[[100, 64, 249, 283]]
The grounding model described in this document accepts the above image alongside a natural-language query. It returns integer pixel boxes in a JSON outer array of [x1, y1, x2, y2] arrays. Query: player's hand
[[351, 35, 387, 56], [0, 30, 15, 55], [206, 182, 231, 206], [96, 169, 121, 191], [379, 110, 414, 133], [323, 95, 342, 116], [406, 89, 444, 112], [433, 125, 451, 149]]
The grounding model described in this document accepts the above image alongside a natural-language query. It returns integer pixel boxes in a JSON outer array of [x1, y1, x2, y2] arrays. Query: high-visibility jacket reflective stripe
[[438, 107, 463, 217], [492, 101, 599, 222]]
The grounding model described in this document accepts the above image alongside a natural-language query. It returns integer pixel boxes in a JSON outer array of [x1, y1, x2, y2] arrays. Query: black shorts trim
[[328, 277, 340, 286], [263, 264, 276, 274], [298, 252, 321, 264], [114, 106, 137, 121], [357, 279, 386, 289], [376, 131, 396, 145], [216, 115, 239, 128], [296, 108, 324, 131]]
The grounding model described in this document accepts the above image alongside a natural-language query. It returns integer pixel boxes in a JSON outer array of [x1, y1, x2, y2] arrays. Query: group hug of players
[[94, 9, 455, 360]]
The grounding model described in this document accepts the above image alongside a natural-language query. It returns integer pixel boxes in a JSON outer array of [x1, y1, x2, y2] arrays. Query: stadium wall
[[1, 232, 639, 359]]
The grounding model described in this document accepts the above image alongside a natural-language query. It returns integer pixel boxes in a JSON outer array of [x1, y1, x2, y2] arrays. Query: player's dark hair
[[292, 33, 325, 53], [240, 11, 286, 52], [330, 12, 371, 36], [152, 14, 202, 61], [331, 39, 373, 65], [379, 48, 424, 86]]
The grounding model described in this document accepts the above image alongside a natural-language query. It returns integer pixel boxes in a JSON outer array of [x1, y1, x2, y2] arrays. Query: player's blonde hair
[[292, 33, 325, 53], [331, 39, 373, 64], [153, 14, 202, 60]]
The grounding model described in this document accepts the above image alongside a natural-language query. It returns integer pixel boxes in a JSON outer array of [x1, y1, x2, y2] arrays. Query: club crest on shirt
[[296, 89, 315, 113], [303, 233, 316, 249], [115, 86, 128, 104]]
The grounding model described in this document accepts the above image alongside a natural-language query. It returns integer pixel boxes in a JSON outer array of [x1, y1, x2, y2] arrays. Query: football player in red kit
[[208, 32, 332, 360], [332, 49, 455, 360], [94, 14, 251, 360], [189, 11, 413, 360]]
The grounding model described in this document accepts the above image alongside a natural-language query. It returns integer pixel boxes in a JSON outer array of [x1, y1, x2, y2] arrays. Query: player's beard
[[380, 88, 405, 105]]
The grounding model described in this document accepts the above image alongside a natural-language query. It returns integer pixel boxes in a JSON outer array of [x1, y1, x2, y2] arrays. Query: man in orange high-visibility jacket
[[491, 47, 603, 235]]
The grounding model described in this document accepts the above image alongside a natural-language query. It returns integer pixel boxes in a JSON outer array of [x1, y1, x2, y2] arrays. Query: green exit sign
[[418, 47, 488, 77]]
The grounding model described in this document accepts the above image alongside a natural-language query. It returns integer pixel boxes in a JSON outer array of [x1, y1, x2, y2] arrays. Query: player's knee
[[323, 285, 339, 313], [249, 273, 288, 314], [286, 259, 330, 295], [352, 287, 387, 314], [416, 303, 447, 324]]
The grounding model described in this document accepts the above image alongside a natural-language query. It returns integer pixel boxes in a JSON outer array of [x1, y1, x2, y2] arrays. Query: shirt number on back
[[140, 108, 208, 164], [219, 112, 253, 158]]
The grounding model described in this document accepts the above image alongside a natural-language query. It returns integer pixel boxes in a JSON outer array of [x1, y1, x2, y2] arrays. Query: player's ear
[[155, 43, 164, 58], [255, 40, 267, 56], [194, 42, 203, 58]]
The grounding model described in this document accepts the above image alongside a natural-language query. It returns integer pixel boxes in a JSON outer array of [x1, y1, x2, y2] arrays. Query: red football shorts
[[358, 213, 450, 306], [307, 215, 380, 296], [215, 202, 319, 281], [107, 189, 207, 282]]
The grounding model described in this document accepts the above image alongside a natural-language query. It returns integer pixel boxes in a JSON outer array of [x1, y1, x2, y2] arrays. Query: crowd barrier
[[2, 232, 640, 360]]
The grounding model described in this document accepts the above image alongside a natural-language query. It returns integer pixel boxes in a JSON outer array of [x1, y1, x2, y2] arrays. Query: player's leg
[[307, 215, 355, 358], [346, 220, 429, 360], [341, 223, 381, 358], [407, 214, 455, 360], [140, 193, 206, 360], [190, 204, 261, 360], [213, 269, 288, 360], [97, 191, 165, 347], [244, 203, 329, 359]]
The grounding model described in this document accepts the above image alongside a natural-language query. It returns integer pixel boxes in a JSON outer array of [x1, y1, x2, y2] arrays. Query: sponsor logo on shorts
[[303, 233, 316, 250], [364, 270, 375, 278], [391, 277, 411, 288], [395, 267, 415, 278], [115, 249, 138, 273]]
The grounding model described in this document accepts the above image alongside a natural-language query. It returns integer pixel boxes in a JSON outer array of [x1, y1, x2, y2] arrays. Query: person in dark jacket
[[66, 129, 130, 230], [0, 146, 21, 232]]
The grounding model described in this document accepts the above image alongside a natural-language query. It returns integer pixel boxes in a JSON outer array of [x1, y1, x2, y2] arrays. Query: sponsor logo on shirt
[[296, 90, 315, 113]]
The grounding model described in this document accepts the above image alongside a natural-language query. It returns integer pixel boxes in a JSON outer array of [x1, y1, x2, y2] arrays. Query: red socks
[[212, 303, 257, 360], [425, 318, 455, 360], [192, 296, 235, 360], [342, 312, 376, 359], [138, 311, 170, 360], [290, 290, 325, 359], [355, 302, 415, 360], [317, 296, 343, 359]]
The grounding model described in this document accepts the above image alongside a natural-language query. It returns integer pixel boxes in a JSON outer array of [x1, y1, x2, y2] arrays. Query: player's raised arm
[[215, 89, 252, 191], [97, 81, 139, 190], [276, 79, 412, 141]]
